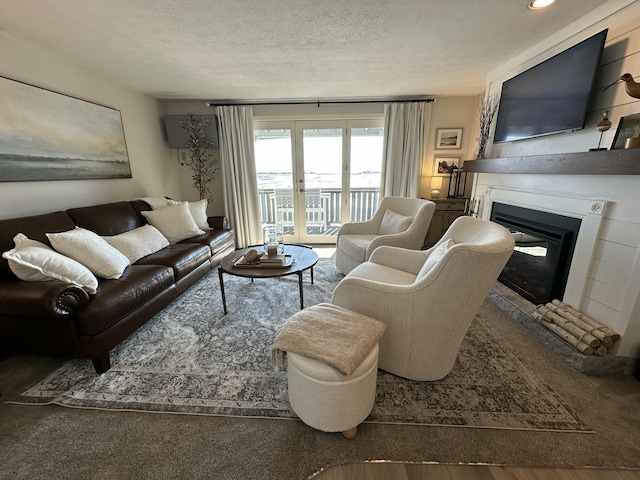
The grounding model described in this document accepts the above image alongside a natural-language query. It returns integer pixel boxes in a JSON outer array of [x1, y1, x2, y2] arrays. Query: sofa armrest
[[208, 216, 230, 230], [0, 281, 90, 319]]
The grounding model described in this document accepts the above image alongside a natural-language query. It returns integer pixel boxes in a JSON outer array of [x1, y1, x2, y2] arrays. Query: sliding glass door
[[254, 118, 383, 244]]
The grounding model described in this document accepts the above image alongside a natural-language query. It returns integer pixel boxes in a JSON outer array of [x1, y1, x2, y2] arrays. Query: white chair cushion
[[2, 233, 99, 294], [47, 227, 130, 280], [417, 239, 455, 280], [379, 209, 412, 235], [337, 234, 377, 263], [103, 225, 170, 264], [348, 261, 417, 286], [141, 202, 206, 244]]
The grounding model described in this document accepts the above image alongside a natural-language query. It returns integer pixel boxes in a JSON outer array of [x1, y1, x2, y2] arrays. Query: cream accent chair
[[331, 216, 515, 381], [335, 196, 436, 275]]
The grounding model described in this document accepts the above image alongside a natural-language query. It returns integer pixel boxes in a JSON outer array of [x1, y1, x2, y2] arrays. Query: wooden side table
[[422, 198, 468, 249]]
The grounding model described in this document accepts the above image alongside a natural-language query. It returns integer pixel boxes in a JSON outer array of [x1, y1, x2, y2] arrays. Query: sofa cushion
[[67, 201, 146, 236], [76, 264, 175, 336], [2, 233, 99, 294], [47, 227, 130, 280], [180, 229, 235, 255], [168, 199, 212, 231], [378, 209, 412, 235], [103, 225, 170, 264], [141, 202, 206, 244], [0, 211, 77, 281], [337, 234, 377, 263], [135, 243, 211, 281]]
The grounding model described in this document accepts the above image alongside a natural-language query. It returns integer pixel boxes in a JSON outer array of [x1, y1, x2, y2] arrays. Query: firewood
[[536, 305, 600, 348], [544, 302, 611, 344], [532, 311, 594, 355], [551, 300, 620, 342]]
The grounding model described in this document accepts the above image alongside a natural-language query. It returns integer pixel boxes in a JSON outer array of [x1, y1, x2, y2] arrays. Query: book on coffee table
[[260, 254, 286, 265]]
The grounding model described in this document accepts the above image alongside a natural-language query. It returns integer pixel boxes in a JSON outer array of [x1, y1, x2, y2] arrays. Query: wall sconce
[[430, 177, 443, 198]]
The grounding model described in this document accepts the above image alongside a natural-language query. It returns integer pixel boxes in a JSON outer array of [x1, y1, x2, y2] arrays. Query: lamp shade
[[431, 177, 443, 190]]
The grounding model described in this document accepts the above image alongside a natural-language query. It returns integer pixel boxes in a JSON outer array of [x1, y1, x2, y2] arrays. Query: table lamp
[[430, 177, 443, 198]]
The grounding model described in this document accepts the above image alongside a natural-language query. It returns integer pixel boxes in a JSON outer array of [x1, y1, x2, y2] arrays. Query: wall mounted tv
[[164, 114, 219, 148], [493, 29, 607, 143]]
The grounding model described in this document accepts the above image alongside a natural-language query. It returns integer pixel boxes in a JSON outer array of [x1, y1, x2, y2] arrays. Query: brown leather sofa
[[0, 199, 235, 373]]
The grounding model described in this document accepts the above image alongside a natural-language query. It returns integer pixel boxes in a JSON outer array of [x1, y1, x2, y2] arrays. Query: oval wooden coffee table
[[217, 244, 319, 314]]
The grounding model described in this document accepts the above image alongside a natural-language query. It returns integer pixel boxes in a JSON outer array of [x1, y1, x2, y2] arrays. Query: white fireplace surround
[[472, 174, 640, 359]]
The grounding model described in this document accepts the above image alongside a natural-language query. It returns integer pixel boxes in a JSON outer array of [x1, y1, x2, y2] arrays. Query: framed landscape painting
[[435, 128, 463, 149], [0, 76, 131, 182]]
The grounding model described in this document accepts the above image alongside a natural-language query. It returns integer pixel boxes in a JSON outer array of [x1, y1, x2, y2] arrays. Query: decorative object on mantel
[[532, 300, 619, 355], [180, 113, 218, 200], [0, 75, 131, 182], [620, 73, 640, 99], [611, 112, 640, 150], [447, 167, 468, 198], [474, 91, 500, 159], [590, 110, 612, 151], [430, 177, 442, 198]]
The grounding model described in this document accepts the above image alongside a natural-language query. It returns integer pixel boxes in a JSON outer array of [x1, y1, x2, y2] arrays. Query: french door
[[254, 118, 383, 244]]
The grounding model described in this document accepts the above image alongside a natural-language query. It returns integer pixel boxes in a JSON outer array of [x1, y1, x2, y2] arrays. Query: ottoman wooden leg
[[342, 426, 358, 439], [289, 406, 298, 418]]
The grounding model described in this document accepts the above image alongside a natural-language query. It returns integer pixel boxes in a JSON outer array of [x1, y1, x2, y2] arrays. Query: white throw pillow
[[47, 227, 130, 280], [141, 202, 206, 244], [2, 233, 99, 294], [103, 225, 170, 264], [168, 199, 211, 231], [417, 239, 455, 279], [379, 209, 413, 235]]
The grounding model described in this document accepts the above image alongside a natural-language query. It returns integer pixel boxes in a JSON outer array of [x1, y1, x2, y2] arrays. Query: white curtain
[[216, 105, 263, 248], [380, 101, 432, 198]]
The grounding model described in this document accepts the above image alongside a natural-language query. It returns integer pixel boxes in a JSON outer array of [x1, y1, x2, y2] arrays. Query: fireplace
[[490, 203, 581, 305]]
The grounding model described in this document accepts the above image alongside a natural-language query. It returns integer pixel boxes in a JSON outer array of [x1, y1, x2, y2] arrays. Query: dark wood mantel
[[463, 148, 640, 175]]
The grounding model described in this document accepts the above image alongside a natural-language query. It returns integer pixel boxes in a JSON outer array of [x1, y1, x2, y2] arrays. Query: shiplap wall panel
[[590, 259, 632, 290], [584, 278, 625, 311]]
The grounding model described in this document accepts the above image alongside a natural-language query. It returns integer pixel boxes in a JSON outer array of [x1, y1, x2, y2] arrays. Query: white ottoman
[[287, 342, 379, 439]]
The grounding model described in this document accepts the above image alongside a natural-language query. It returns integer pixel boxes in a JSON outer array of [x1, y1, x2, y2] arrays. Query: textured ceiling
[[0, 0, 612, 101]]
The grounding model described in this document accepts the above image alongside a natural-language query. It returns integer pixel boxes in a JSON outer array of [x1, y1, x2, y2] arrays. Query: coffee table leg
[[297, 271, 304, 310], [218, 267, 228, 315], [310, 267, 314, 285]]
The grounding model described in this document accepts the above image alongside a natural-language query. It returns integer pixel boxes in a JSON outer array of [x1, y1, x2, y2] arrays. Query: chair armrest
[[337, 218, 378, 237], [0, 281, 90, 319], [208, 216, 230, 230], [369, 246, 429, 275]]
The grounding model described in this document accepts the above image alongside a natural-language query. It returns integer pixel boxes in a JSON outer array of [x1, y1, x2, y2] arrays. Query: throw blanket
[[272, 303, 386, 376]]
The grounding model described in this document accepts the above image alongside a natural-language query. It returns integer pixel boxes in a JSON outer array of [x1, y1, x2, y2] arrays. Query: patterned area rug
[[14, 258, 591, 432]]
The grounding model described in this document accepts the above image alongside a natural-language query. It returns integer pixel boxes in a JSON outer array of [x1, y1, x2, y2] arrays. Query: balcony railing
[[258, 188, 379, 232]]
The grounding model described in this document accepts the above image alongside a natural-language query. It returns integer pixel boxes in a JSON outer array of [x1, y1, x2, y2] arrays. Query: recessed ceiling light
[[528, 0, 556, 9]]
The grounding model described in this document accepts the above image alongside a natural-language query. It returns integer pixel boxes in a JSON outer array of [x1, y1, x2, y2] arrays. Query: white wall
[[0, 31, 179, 220], [472, 1, 640, 358]]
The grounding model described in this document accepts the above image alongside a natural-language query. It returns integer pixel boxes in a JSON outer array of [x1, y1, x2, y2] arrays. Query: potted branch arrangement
[[475, 91, 500, 160], [180, 113, 218, 200]]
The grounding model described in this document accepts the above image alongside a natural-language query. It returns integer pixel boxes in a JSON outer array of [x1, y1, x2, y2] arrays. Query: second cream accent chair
[[335, 196, 436, 275], [331, 216, 515, 381]]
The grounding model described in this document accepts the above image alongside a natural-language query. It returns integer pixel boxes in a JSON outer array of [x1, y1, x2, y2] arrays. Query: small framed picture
[[611, 113, 640, 149], [436, 128, 463, 149], [434, 156, 461, 176]]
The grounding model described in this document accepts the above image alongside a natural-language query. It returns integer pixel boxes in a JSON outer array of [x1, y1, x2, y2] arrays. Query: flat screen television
[[493, 29, 607, 143]]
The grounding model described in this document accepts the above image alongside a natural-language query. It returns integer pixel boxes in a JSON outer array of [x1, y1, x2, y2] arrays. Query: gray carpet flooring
[[1, 264, 640, 479]]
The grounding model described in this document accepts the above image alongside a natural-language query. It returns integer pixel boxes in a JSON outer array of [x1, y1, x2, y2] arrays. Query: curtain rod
[[206, 98, 437, 107]]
